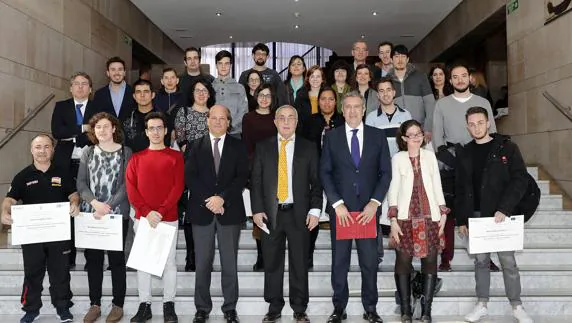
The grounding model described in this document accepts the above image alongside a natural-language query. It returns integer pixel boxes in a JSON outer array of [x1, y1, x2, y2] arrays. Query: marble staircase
[[1, 166, 571, 321]]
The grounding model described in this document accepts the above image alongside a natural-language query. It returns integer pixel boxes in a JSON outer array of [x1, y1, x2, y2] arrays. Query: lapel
[[292, 137, 303, 189], [201, 135, 217, 180], [268, 137, 278, 199], [337, 127, 355, 169], [103, 87, 117, 117], [217, 134, 231, 179], [360, 126, 372, 169]]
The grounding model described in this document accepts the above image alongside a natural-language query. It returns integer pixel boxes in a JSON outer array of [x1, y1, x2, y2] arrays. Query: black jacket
[[93, 84, 135, 123], [185, 134, 249, 226], [455, 134, 529, 226]]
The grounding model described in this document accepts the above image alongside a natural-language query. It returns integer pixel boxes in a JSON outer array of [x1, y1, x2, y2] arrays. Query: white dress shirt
[[332, 122, 381, 208], [277, 134, 320, 217], [209, 132, 226, 157], [71, 99, 88, 160]]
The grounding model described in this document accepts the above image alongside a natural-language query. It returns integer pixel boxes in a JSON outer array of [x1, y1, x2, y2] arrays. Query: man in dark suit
[[51, 71, 99, 268], [93, 56, 135, 123], [185, 105, 249, 323], [250, 105, 323, 323], [320, 91, 392, 323]]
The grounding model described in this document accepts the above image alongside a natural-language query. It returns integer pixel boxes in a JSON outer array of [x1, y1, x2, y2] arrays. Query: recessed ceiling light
[[294, 0, 299, 2], [179, 35, 193, 39], [372, 11, 378, 16], [400, 34, 415, 38], [229, 35, 233, 39], [216, 12, 222, 16], [294, 12, 300, 18], [294, 25, 300, 29], [360, 34, 366, 39], [174, 28, 188, 32]]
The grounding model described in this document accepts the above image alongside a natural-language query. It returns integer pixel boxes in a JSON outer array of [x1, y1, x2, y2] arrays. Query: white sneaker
[[513, 305, 534, 323], [464, 302, 488, 322]]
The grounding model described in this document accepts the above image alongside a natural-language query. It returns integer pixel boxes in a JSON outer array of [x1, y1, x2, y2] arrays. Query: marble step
[[0, 271, 571, 297], [2, 247, 572, 269], [527, 166, 538, 180], [0, 295, 569, 316], [0, 315, 567, 323]]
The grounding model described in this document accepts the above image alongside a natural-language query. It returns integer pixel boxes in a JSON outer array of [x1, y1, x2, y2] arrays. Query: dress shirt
[[109, 81, 126, 116], [331, 122, 381, 208], [71, 98, 88, 159], [209, 132, 226, 157], [277, 134, 320, 218]]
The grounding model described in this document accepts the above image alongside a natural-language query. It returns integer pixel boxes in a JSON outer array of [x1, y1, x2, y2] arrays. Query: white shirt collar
[[277, 133, 296, 143], [209, 132, 226, 142], [74, 98, 88, 106], [345, 122, 364, 133]]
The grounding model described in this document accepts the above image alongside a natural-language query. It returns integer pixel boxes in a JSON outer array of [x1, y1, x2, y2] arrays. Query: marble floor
[[0, 315, 569, 323]]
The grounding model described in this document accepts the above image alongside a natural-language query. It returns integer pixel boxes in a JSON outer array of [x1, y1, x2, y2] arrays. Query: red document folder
[[335, 212, 377, 240]]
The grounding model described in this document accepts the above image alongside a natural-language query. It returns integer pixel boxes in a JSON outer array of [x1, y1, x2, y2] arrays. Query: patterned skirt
[[391, 217, 444, 258]]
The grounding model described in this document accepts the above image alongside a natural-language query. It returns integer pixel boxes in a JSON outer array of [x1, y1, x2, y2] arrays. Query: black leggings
[[395, 250, 438, 275]]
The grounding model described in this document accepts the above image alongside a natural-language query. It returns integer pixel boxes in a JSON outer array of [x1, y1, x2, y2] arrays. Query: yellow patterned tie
[[277, 138, 290, 202]]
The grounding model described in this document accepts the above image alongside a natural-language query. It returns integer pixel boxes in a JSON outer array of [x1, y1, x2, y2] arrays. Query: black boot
[[395, 274, 412, 323], [253, 239, 264, 271], [420, 274, 437, 323]]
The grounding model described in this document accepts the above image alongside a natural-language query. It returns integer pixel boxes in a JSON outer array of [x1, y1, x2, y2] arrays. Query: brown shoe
[[83, 305, 101, 323], [106, 304, 124, 323]]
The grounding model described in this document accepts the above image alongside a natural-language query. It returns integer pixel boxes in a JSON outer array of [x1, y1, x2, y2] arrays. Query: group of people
[[0, 40, 534, 323]]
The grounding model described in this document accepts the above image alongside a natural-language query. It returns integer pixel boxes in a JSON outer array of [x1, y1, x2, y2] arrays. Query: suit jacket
[[51, 98, 98, 170], [250, 136, 323, 230], [185, 134, 249, 225], [387, 149, 445, 221], [320, 124, 392, 213], [93, 84, 135, 122]]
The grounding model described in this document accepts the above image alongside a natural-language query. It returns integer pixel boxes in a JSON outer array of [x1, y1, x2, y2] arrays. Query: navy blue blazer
[[51, 98, 99, 170], [93, 84, 135, 122], [320, 124, 392, 213]]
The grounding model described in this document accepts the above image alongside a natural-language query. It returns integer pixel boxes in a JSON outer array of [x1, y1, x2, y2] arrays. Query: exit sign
[[507, 0, 519, 14]]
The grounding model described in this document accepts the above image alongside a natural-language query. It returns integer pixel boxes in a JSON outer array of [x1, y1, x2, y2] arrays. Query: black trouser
[[21, 240, 73, 312], [308, 223, 319, 263], [262, 208, 310, 314], [395, 250, 438, 275], [184, 223, 195, 263], [85, 218, 129, 307]]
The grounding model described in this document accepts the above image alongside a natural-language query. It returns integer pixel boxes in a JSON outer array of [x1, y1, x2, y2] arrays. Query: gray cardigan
[[76, 145, 132, 218]]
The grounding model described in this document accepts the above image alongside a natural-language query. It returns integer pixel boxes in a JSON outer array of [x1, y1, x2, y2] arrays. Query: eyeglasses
[[72, 81, 90, 87], [194, 89, 209, 94], [248, 78, 261, 84], [258, 94, 272, 99], [353, 48, 367, 53], [276, 116, 297, 123], [147, 126, 165, 133], [404, 132, 424, 139]]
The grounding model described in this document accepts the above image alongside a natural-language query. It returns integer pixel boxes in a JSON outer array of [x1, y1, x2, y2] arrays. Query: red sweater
[[126, 148, 184, 222]]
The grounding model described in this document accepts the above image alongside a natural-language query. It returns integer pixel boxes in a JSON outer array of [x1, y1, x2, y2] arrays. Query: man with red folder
[[320, 90, 392, 323]]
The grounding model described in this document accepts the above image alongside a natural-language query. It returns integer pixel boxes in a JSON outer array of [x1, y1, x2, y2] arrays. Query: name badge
[[51, 177, 62, 187]]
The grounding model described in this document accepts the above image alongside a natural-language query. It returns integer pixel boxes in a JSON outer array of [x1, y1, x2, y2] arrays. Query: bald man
[[185, 105, 250, 323]]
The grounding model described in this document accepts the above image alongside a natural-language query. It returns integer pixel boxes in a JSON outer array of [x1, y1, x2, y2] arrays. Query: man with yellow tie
[[251, 105, 323, 323]]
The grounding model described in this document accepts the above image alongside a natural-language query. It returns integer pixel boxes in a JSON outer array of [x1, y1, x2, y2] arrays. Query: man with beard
[[387, 45, 435, 142], [432, 62, 497, 272], [179, 47, 215, 103], [93, 56, 136, 124], [238, 43, 288, 106]]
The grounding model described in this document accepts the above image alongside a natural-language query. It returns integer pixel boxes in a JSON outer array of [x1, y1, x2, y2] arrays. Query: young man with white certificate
[[1, 134, 79, 323], [455, 107, 533, 323]]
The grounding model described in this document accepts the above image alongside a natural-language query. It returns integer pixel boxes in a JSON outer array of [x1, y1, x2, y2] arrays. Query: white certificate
[[126, 217, 176, 277], [74, 213, 123, 251], [468, 215, 524, 254], [11, 202, 71, 245]]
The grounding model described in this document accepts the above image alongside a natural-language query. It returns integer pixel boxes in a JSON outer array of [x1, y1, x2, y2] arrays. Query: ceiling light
[[360, 34, 366, 39], [294, 0, 299, 2], [294, 25, 300, 29], [229, 35, 233, 39], [294, 12, 300, 18], [372, 11, 378, 16], [216, 12, 222, 16], [400, 34, 415, 38], [179, 35, 193, 39], [174, 28, 188, 32]]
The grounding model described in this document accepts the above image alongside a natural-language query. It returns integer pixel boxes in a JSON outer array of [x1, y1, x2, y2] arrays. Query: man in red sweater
[[126, 112, 184, 323]]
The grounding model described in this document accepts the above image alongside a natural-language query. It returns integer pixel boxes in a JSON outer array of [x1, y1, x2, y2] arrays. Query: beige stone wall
[[0, 0, 183, 198], [501, 0, 572, 196]]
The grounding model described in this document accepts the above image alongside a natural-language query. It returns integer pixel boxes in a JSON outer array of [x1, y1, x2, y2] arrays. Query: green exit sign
[[507, 0, 519, 14]]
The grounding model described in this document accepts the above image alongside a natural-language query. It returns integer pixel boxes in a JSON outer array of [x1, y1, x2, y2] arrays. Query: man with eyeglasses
[[51, 71, 99, 268], [387, 45, 435, 143], [348, 40, 374, 76], [179, 47, 215, 103], [186, 105, 249, 323], [238, 43, 288, 106], [250, 105, 322, 323], [432, 62, 497, 272], [123, 79, 163, 153], [126, 112, 185, 323], [213, 50, 248, 138]]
